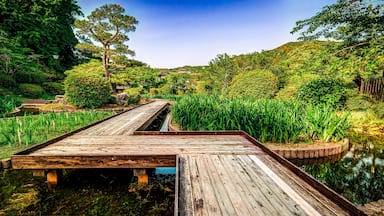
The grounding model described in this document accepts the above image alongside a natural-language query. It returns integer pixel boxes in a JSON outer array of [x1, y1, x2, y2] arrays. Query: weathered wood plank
[[177, 156, 194, 216], [11, 155, 176, 169]]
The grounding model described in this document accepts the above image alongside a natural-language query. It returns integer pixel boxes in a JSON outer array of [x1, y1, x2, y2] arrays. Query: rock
[[54, 95, 67, 104], [116, 92, 129, 106]]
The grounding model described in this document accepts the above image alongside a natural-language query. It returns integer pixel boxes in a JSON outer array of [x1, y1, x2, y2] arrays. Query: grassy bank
[[172, 95, 350, 143], [0, 111, 113, 159]]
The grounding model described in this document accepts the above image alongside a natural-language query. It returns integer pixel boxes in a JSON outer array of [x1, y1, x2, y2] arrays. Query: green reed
[[172, 95, 350, 143], [0, 111, 113, 154]]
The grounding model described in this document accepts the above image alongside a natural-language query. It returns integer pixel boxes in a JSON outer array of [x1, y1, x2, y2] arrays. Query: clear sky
[[77, 0, 335, 68]]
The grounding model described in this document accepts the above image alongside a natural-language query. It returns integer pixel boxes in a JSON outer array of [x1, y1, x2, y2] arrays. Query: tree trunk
[[102, 46, 110, 80]]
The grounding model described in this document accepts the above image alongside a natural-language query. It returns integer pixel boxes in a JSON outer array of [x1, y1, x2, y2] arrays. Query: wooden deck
[[8, 100, 365, 215]]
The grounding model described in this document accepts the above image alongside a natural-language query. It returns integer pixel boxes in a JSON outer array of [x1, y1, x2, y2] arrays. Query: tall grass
[[172, 95, 350, 143], [0, 96, 21, 115], [0, 111, 113, 158]]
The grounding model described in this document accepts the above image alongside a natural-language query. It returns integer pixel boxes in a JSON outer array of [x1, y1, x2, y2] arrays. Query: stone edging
[[265, 139, 350, 159]]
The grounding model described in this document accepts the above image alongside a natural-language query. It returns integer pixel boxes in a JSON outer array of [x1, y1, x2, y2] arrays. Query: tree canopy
[[291, 0, 384, 45], [0, 0, 82, 73], [75, 4, 138, 80]]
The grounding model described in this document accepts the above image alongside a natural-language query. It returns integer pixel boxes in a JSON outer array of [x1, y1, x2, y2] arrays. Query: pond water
[[297, 133, 384, 205]]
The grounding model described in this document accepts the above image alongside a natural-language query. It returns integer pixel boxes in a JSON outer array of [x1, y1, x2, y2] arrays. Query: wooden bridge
[[6, 100, 365, 215]]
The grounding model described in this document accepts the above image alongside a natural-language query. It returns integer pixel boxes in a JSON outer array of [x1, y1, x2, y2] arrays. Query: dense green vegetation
[[172, 95, 350, 143], [0, 0, 81, 98], [0, 111, 113, 159], [64, 70, 112, 108]]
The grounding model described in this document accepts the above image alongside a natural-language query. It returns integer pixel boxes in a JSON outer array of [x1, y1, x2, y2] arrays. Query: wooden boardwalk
[[8, 100, 365, 215]]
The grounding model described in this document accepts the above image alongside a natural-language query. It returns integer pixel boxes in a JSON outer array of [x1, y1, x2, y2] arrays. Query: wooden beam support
[[47, 170, 61, 189], [11, 155, 176, 169], [1, 158, 11, 169], [133, 168, 154, 185]]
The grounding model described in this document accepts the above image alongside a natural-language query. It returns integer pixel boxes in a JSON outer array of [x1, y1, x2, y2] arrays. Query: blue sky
[[77, 0, 335, 68]]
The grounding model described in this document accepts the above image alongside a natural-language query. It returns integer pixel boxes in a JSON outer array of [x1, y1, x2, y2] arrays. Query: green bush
[[276, 74, 318, 99], [371, 102, 384, 119], [346, 95, 373, 111], [124, 87, 142, 104], [42, 82, 64, 95], [227, 69, 278, 99], [64, 73, 111, 108], [295, 78, 347, 109], [14, 71, 47, 84], [18, 83, 45, 98], [0, 73, 16, 88]]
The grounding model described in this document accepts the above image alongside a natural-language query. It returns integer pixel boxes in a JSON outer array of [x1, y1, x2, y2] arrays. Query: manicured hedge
[[64, 73, 111, 108]]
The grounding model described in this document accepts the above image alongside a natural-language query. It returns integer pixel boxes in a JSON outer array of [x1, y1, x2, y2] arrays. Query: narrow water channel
[[297, 133, 384, 205]]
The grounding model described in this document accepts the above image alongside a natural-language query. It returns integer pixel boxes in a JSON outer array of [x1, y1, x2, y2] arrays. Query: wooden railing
[[359, 77, 384, 101]]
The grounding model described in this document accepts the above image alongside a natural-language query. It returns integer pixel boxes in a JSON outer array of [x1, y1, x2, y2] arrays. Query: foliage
[[14, 71, 47, 84], [0, 0, 82, 73], [64, 60, 105, 76], [75, 4, 138, 80], [291, 0, 384, 44], [64, 72, 111, 108], [0, 73, 16, 88], [276, 74, 318, 99], [0, 111, 112, 158], [292, 0, 384, 80], [124, 87, 142, 105], [227, 69, 278, 99], [0, 31, 41, 76], [159, 73, 194, 95], [204, 54, 238, 94], [18, 84, 45, 98], [172, 95, 350, 143], [295, 78, 347, 109], [42, 82, 64, 95], [0, 95, 21, 114], [113, 66, 163, 92]]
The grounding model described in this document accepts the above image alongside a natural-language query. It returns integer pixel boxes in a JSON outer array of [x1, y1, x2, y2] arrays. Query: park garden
[[0, 0, 383, 215]]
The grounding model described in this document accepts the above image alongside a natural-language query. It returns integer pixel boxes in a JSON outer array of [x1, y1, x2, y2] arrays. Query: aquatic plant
[[172, 95, 350, 143]]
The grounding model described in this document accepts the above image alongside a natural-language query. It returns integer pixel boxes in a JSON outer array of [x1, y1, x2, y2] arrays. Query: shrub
[[295, 78, 347, 109], [371, 102, 384, 119], [124, 87, 142, 105], [276, 74, 318, 99], [64, 73, 111, 108], [149, 88, 158, 95], [42, 82, 64, 95], [18, 83, 45, 98], [227, 69, 278, 99], [0, 73, 16, 88], [14, 71, 47, 84]]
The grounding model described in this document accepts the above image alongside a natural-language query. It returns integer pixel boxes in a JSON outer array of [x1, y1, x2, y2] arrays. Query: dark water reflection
[[297, 133, 384, 205]]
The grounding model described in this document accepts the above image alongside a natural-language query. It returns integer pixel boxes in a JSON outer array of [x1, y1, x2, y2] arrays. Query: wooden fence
[[359, 77, 384, 101]]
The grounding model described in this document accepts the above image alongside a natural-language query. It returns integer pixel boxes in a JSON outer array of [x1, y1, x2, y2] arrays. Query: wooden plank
[[177, 156, 194, 216], [259, 154, 345, 215], [187, 155, 204, 215], [222, 155, 289, 215], [241, 132, 366, 216], [11, 155, 176, 169], [206, 155, 254, 215]]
